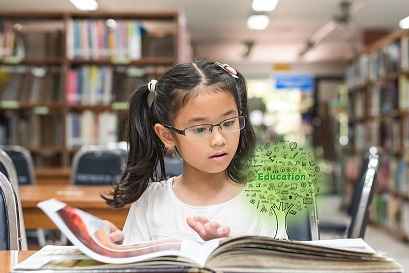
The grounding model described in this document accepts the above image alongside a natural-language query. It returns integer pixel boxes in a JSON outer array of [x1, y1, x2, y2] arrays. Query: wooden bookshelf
[[0, 11, 191, 170], [345, 28, 409, 241]]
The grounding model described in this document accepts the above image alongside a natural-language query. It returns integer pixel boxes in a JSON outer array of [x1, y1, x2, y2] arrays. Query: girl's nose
[[209, 126, 226, 146]]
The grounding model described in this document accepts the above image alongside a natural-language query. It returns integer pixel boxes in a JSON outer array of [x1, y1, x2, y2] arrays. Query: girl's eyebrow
[[187, 109, 237, 123]]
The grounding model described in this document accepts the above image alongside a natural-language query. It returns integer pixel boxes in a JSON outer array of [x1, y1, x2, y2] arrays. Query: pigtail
[[228, 70, 256, 183], [103, 85, 166, 208]]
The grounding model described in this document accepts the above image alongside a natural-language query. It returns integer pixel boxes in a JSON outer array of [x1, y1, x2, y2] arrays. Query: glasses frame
[[163, 116, 245, 140]]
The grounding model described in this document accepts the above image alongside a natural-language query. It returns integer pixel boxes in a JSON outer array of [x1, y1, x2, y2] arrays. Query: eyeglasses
[[163, 116, 245, 140]]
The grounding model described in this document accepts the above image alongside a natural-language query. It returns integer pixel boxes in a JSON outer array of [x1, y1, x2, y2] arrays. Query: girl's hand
[[106, 221, 124, 244], [186, 216, 230, 241]]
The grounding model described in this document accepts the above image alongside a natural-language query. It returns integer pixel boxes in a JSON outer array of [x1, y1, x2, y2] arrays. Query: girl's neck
[[172, 171, 245, 206]]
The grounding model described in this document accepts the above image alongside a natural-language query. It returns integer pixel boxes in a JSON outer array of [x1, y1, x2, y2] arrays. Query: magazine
[[12, 198, 404, 273]]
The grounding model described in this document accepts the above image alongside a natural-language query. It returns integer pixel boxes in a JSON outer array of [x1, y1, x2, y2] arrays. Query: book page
[[302, 238, 377, 253], [12, 245, 205, 271], [37, 198, 207, 265]]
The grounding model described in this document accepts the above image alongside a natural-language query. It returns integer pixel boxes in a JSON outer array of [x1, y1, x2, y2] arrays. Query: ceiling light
[[252, 0, 278, 12], [69, 0, 99, 11], [399, 15, 409, 29], [247, 14, 269, 30]]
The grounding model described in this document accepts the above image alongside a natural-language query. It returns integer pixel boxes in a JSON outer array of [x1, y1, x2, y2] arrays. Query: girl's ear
[[154, 123, 176, 148]]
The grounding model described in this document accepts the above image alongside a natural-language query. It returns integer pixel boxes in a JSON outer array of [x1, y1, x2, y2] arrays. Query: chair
[[0, 172, 23, 250], [0, 145, 36, 185], [70, 144, 127, 185], [57, 144, 127, 245], [1, 145, 48, 247], [319, 147, 380, 239], [155, 151, 183, 180], [286, 195, 320, 241], [0, 149, 27, 250]]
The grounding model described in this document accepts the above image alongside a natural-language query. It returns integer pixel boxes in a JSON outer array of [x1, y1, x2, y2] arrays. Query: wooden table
[[0, 251, 34, 273], [20, 185, 129, 229]]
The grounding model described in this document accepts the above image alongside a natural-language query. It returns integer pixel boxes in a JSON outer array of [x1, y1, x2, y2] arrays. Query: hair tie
[[148, 79, 158, 93], [147, 79, 157, 108], [215, 62, 239, 78]]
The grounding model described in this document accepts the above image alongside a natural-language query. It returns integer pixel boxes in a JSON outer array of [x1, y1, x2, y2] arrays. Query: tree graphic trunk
[[270, 202, 293, 240]]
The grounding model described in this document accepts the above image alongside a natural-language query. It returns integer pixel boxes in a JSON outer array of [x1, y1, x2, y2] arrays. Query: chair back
[[347, 147, 380, 238], [155, 152, 183, 180], [286, 196, 319, 241], [0, 149, 18, 188], [0, 145, 36, 185], [0, 172, 22, 250], [71, 144, 127, 185], [346, 155, 370, 216], [0, 149, 28, 249]]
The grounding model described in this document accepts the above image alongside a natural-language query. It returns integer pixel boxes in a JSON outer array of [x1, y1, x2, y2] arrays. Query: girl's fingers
[[109, 229, 124, 244], [187, 216, 231, 240], [186, 217, 206, 236]]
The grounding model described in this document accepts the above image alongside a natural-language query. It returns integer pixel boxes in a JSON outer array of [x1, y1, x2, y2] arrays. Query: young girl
[[104, 60, 283, 244]]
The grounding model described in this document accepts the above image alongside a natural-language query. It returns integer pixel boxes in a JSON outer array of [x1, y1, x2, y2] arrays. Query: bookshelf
[[0, 11, 191, 172], [345, 29, 409, 241]]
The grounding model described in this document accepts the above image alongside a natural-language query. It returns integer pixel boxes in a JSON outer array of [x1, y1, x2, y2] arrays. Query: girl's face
[[171, 91, 240, 175]]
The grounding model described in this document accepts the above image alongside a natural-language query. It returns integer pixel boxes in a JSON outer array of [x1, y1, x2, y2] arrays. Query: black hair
[[103, 60, 255, 208]]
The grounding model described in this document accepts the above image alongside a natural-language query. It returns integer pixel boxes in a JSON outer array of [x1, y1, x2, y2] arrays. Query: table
[[20, 185, 129, 229], [0, 251, 34, 273], [35, 168, 71, 185]]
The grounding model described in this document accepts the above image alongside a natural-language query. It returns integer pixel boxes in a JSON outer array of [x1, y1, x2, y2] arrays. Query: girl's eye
[[191, 126, 208, 134], [222, 120, 234, 127]]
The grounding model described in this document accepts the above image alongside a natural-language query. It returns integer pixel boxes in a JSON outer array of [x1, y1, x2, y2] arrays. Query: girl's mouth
[[210, 153, 228, 162]]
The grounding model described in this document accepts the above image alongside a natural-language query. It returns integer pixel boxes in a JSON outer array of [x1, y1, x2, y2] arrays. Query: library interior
[[1, 0, 409, 272]]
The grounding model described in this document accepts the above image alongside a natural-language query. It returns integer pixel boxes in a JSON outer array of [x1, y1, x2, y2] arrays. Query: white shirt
[[122, 178, 284, 244]]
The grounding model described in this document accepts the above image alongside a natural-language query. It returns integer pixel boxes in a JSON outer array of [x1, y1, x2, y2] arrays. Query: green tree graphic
[[242, 140, 321, 239]]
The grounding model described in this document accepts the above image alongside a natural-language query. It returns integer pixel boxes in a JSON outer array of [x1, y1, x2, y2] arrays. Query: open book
[[13, 198, 404, 273]]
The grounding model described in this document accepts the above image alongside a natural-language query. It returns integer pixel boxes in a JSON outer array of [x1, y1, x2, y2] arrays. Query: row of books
[[0, 111, 63, 148], [67, 66, 113, 105], [346, 36, 408, 88], [348, 89, 365, 119], [370, 193, 409, 241], [349, 116, 409, 153], [349, 119, 401, 152], [1, 19, 176, 61], [0, 109, 123, 149], [0, 20, 64, 60], [0, 21, 16, 58], [0, 66, 63, 103], [348, 78, 401, 119], [344, 154, 409, 195], [0, 65, 156, 106], [399, 74, 409, 110], [66, 110, 120, 148], [67, 65, 148, 105], [67, 19, 143, 60], [343, 153, 409, 242]]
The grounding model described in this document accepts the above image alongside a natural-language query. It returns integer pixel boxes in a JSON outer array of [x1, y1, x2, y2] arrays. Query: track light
[[399, 15, 409, 29], [247, 13, 269, 30], [69, 0, 99, 11], [252, 0, 279, 12]]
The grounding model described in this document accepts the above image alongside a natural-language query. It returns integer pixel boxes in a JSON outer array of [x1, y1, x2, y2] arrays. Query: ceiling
[[1, 0, 409, 68]]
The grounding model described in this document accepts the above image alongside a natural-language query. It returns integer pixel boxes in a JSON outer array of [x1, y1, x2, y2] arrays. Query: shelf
[[0, 10, 191, 170], [345, 28, 409, 242]]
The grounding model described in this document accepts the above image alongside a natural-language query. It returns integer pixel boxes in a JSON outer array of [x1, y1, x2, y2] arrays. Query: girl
[[104, 60, 283, 244]]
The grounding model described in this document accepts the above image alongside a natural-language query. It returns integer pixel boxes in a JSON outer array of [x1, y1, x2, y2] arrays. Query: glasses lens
[[185, 125, 211, 140], [222, 116, 245, 132]]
